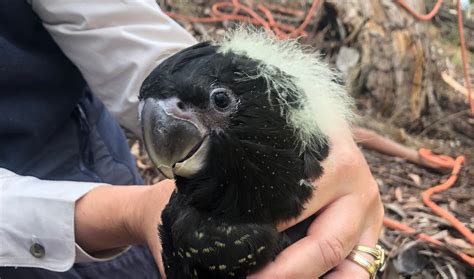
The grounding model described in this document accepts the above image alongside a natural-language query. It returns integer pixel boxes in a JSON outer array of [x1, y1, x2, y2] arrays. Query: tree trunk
[[322, 0, 441, 131]]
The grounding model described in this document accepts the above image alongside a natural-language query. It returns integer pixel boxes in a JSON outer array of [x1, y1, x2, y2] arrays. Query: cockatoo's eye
[[210, 88, 233, 111]]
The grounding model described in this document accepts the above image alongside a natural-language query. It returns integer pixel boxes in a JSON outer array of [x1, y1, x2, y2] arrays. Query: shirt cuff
[[75, 244, 130, 263], [0, 168, 118, 271]]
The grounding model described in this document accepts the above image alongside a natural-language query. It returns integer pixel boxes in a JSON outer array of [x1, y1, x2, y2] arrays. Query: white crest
[[218, 26, 354, 154]]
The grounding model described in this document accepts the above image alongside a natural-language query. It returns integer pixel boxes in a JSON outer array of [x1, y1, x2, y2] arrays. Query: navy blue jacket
[[0, 0, 142, 184]]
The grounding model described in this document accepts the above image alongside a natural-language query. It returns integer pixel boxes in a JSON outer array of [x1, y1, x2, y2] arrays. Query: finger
[[324, 219, 382, 279], [144, 180, 176, 278], [149, 237, 166, 278], [249, 194, 366, 278]]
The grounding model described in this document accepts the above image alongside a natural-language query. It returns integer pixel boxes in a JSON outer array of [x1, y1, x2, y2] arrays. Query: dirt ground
[[131, 1, 473, 277]]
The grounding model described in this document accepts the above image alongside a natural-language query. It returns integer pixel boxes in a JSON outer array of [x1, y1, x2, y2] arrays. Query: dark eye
[[211, 88, 232, 110]]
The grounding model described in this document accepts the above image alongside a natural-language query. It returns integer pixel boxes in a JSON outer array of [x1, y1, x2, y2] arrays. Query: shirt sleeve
[[29, 0, 197, 136], [0, 168, 124, 271]]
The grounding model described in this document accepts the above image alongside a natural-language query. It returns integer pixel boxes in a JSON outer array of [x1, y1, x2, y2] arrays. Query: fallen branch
[[441, 71, 473, 101]]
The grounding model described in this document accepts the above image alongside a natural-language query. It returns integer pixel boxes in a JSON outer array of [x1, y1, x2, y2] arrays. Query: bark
[[322, 0, 442, 131]]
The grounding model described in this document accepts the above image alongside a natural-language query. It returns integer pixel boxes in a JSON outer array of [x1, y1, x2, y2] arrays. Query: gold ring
[[346, 245, 386, 279]]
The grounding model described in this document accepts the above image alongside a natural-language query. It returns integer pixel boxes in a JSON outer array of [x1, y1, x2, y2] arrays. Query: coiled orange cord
[[383, 151, 473, 265], [166, 0, 319, 39], [396, 0, 444, 20]]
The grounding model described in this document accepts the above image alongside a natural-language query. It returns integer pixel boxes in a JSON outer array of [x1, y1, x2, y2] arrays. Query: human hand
[[124, 180, 176, 278], [74, 180, 175, 278], [248, 133, 384, 279]]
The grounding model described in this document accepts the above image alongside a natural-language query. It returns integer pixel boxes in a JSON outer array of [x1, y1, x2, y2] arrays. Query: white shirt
[[0, 0, 196, 272]]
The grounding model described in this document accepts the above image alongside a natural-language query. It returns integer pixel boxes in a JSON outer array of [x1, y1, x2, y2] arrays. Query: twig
[[407, 212, 452, 227], [446, 263, 458, 279], [432, 260, 450, 279], [419, 110, 469, 136], [354, 127, 450, 170], [441, 71, 473, 101], [385, 202, 408, 219], [388, 174, 425, 189]]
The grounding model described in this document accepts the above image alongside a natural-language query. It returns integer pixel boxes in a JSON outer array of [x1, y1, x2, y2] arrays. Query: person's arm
[[74, 179, 176, 276], [0, 168, 102, 271], [0, 168, 175, 272], [16, 0, 195, 271], [29, 0, 197, 136]]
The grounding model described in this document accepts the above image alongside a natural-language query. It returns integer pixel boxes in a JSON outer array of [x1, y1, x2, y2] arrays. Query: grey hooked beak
[[140, 97, 209, 179]]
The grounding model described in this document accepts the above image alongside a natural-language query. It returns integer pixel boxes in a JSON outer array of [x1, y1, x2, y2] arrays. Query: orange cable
[[396, 0, 444, 21], [257, 4, 284, 38], [287, 0, 319, 38], [264, 3, 305, 17], [419, 148, 455, 169], [420, 156, 474, 244], [383, 217, 474, 265], [165, 0, 318, 39], [384, 150, 474, 266]]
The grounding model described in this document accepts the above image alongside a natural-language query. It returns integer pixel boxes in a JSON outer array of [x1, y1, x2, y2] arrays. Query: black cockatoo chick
[[138, 28, 353, 279]]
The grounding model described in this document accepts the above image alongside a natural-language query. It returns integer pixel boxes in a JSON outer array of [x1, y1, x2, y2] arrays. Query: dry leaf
[[407, 173, 421, 187], [395, 187, 403, 203], [430, 230, 449, 240], [449, 200, 457, 211], [403, 201, 424, 210], [136, 158, 152, 170], [385, 202, 407, 218], [130, 141, 140, 157], [444, 235, 474, 250]]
